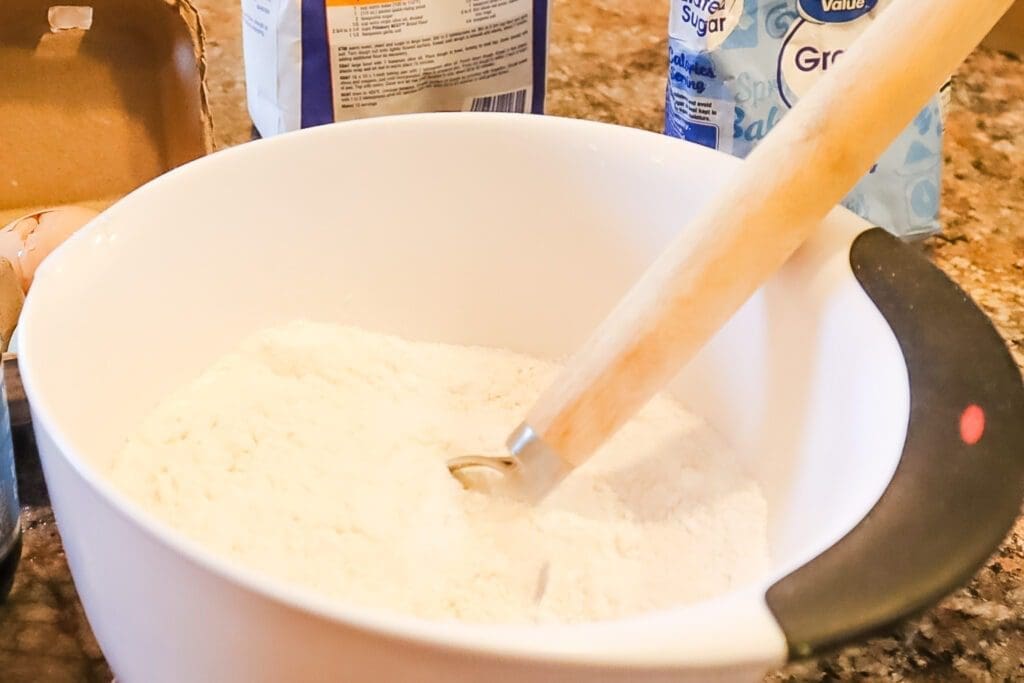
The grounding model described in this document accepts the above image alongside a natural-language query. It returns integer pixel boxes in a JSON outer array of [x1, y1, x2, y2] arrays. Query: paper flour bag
[[242, 0, 550, 137], [665, 0, 948, 239]]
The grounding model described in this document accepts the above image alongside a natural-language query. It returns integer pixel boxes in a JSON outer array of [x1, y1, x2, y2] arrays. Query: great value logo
[[797, 0, 878, 24], [778, 0, 885, 107]]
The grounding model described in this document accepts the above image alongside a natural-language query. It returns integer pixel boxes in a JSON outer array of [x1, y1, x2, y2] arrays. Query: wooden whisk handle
[[520, 0, 1014, 468]]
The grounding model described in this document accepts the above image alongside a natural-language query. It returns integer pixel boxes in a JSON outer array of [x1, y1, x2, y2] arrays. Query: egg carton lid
[[0, 0, 213, 363], [0, 0, 214, 226], [983, 0, 1024, 56]]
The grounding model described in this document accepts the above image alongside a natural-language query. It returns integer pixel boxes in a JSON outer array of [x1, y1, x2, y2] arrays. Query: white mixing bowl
[[17, 114, 1024, 682]]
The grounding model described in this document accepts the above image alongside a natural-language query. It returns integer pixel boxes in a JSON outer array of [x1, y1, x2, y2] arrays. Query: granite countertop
[[1, 1, 1022, 681]]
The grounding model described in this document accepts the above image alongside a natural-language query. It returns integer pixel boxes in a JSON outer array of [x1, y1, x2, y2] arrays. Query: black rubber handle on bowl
[[765, 227, 1024, 659]]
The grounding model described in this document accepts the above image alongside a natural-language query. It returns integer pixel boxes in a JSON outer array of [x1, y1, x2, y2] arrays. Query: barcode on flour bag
[[242, 0, 551, 137], [469, 89, 529, 113]]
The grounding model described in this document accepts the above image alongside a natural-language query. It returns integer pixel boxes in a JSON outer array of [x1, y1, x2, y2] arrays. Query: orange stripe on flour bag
[[325, 0, 404, 6]]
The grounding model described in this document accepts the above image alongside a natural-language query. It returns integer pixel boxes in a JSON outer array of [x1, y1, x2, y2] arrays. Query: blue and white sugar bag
[[242, 0, 550, 137], [666, 0, 949, 239]]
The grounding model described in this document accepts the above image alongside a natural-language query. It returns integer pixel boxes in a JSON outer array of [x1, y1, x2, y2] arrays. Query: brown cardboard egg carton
[[1, 0, 214, 425], [1, 0, 214, 225], [985, 1, 1024, 56]]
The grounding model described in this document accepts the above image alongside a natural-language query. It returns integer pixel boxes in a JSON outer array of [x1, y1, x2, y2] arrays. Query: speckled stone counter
[[1, 1, 1021, 681]]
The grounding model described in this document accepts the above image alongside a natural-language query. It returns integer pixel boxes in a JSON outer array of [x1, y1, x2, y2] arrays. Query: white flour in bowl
[[107, 321, 770, 623]]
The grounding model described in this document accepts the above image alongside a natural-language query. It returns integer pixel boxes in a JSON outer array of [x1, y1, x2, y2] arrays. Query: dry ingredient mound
[[107, 321, 770, 623]]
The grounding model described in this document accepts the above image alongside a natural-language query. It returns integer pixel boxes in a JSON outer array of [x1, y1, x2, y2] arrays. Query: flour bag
[[666, 0, 948, 238], [241, 0, 550, 137]]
